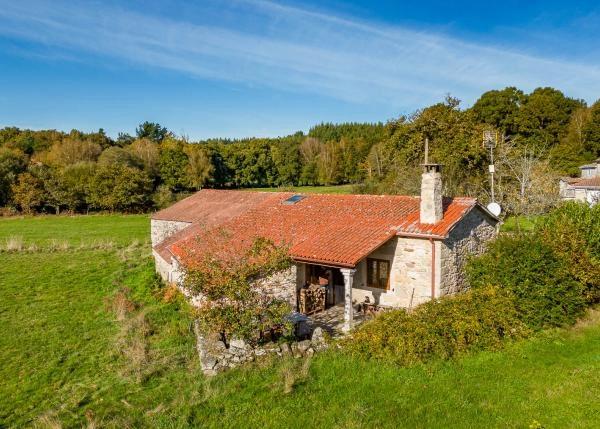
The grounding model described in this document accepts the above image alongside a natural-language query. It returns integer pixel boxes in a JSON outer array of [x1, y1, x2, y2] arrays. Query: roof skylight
[[283, 194, 306, 205]]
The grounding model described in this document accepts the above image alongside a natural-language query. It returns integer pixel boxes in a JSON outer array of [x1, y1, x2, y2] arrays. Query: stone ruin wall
[[195, 323, 328, 376]]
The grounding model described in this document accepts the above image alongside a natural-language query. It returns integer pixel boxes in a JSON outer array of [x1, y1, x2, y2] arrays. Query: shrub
[[536, 202, 600, 304], [467, 233, 586, 330], [184, 236, 293, 344], [345, 286, 528, 366]]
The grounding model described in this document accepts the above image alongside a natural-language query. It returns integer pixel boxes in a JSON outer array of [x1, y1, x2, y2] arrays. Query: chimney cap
[[421, 163, 442, 173]]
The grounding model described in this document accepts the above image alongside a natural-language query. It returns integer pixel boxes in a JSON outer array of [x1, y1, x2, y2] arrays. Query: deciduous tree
[[184, 145, 213, 190], [11, 172, 43, 214], [47, 137, 102, 166], [583, 99, 600, 157], [0, 148, 28, 206], [88, 165, 153, 212], [128, 138, 160, 177], [159, 138, 189, 191]]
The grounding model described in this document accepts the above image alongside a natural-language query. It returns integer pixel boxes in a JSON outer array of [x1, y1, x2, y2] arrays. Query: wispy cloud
[[0, 0, 598, 109]]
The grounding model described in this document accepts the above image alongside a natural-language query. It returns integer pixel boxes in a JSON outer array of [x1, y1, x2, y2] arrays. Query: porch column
[[340, 268, 356, 332]]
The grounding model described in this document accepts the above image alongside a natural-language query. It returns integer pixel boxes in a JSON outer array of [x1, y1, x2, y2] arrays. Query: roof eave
[[474, 201, 501, 223], [395, 201, 498, 240], [395, 231, 447, 240], [291, 255, 356, 269]]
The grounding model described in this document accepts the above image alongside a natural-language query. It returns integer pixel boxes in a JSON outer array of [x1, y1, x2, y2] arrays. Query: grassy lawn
[[1, 215, 599, 428], [500, 215, 543, 232], [245, 184, 354, 194], [0, 214, 150, 249]]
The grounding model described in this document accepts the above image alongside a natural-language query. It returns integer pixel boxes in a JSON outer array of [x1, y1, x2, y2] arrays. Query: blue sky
[[0, 0, 599, 140]]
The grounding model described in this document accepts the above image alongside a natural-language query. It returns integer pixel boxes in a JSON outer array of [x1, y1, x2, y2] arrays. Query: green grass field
[[500, 215, 542, 232], [1, 215, 599, 428], [0, 214, 149, 249]]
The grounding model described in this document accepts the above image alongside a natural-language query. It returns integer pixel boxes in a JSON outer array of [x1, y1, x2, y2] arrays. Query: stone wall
[[350, 237, 433, 308], [157, 260, 297, 310], [390, 237, 434, 307], [440, 208, 497, 296], [152, 249, 185, 284], [348, 206, 497, 309], [150, 219, 191, 247], [195, 323, 328, 376], [254, 265, 298, 308], [560, 184, 600, 205], [153, 250, 174, 283], [589, 191, 600, 205]]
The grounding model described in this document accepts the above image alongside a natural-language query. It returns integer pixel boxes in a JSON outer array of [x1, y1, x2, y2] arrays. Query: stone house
[[152, 164, 499, 331], [559, 159, 600, 205]]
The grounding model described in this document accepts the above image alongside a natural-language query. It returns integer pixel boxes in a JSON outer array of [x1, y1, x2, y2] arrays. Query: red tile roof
[[560, 177, 581, 185], [153, 190, 276, 224], [153, 190, 490, 268], [569, 177, 600, 189]]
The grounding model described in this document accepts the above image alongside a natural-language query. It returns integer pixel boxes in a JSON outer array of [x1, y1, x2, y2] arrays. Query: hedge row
[[344, 287, 529, 366], [467, 234, 586, 330]]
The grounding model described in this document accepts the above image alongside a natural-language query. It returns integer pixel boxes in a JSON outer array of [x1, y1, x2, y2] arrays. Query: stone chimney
[[420, 163, 443, 224]]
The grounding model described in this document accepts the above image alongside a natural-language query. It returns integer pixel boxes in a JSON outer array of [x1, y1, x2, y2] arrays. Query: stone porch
[[308, 303, 371, 337]]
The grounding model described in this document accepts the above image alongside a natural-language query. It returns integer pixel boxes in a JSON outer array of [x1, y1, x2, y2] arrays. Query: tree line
[[1, 86, 599, 215]]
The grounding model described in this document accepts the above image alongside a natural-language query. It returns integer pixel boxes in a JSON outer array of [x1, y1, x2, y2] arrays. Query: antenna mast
[[483, 130, 501, 217], [483, 130, 496, 202]]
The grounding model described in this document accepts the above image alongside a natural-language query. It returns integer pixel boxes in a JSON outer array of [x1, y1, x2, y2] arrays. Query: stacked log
[[298, 285, 326, 314]]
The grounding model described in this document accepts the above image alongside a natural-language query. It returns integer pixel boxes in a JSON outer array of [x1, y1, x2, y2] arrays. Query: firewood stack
[[298, 285, 326, 315]]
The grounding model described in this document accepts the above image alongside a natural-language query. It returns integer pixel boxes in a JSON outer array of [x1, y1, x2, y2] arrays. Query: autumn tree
[[159, 138, 189, 191], [495, 139, 559, 215], [86, 128, 114, 149], [583, 100, 600, 157], [183, 235, 292, 343], [317, 140, 341, 185], [375, 97, 487, 197], [128, 138, 160, 177], [116, 132, 135, 147], [11, 172, 43, 214], [31, 166, 70, 214], [0, 148, 28, 206], [299, 137, 321, 185], [184, 144, 213, 190], [46, 137, 102, 166], [1, 128, 62, 154], [98, 146, 143, 169], [61, 162, 96, 212]]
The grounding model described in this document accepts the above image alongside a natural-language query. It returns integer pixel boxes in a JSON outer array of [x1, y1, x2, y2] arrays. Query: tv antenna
[[483, 129, 501, 217], [422, 137, 441, 174]]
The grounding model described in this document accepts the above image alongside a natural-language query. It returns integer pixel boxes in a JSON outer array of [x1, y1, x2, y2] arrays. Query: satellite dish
[[487, 202, 501, 217]]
